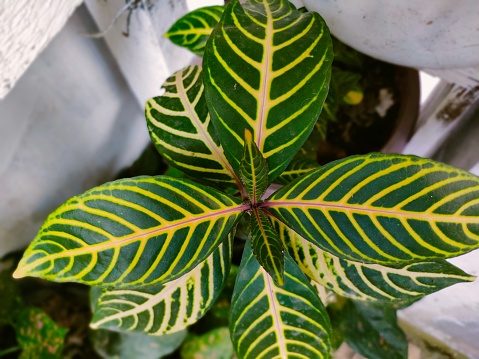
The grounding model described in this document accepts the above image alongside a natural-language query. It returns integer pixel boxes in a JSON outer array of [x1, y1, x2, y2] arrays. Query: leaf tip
[[12, 267, 27, 279], [271, 270, 285, 287], [466, 274, 477, 282], [275, 276, 285, 287], [244, 129, 253, 142]]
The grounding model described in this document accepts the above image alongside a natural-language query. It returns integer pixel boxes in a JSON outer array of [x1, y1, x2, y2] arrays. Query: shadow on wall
[[0, 5, 149, 258]]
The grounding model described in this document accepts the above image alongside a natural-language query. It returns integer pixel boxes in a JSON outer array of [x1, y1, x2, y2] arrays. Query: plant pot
[[300, 0, 479, 69], [316, 58, 420, 165]]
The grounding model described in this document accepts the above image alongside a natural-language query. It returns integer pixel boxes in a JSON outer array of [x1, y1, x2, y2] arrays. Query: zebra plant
[[14, 1, 479, 358]]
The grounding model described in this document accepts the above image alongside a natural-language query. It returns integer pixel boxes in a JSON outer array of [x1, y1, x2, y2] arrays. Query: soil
[[0, 251, 100, 359], [19, 280, 101, 359], [316, 56, 405, 165], [14, 278, 100, 359]]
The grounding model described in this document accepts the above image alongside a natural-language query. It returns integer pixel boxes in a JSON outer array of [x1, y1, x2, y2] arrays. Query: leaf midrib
[[16, 205, 247, 276], [265, 271, 288, 357], [253, 209, 282, 280], [256, 2, 273, 148], [176, 69, 240, 185], [263, 200, 479, 224]]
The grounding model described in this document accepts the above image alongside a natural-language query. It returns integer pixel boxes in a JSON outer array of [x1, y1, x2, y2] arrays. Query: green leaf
[[146, 66, 239, 187], [239, 129, 269, 203], [15, 307, 68, 359], [276, 157, 319, 185], [180, 327, 234, 359], [330, 300, 408, 359], [14, 176, 245, 287], [90, 329, 186, 359], [90, 236, 232, 335], [230, 245, 331, 359], [264, 153, 479, 265], [272, 218, 475, 303], [165, 6, 225, 56], [204, 0, 333, 182], [250, 209, 284, 286]]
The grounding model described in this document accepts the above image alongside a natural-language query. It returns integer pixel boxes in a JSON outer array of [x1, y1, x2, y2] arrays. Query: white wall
[[0, 0, 82, 99], [0, 6, 149, 257]]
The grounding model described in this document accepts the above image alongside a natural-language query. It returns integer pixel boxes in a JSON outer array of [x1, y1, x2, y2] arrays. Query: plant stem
[[0, 346, 21, 356]]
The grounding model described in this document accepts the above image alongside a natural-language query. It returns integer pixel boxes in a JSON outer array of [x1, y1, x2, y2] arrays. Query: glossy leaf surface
[[239, 129, 269, 203], [230, 245, 331, 359], [91, 237, 232, 335], [273, 218, 475, 303], [165, 6, 225, 56], [204, 0, 333, 182], [250, 209, 284, 286], [265, 153, 479, 265], [330, 300, 407, 359], [146, 66, 238, 187], [14, 177, 245, 287]]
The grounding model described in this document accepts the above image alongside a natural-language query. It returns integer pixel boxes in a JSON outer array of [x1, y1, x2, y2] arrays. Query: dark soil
[[19, 279, 101, 359], [317, 57, 403, 165]]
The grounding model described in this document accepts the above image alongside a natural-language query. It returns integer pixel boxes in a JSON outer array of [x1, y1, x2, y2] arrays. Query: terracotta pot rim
[[381, 66, 420, 154]]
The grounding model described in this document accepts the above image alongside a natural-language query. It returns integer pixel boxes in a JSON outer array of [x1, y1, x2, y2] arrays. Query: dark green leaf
[[239, 129, 269, 204], [165, 6, 225, 56], [272, 218, 475, 304], [250, 209, 284, 286], [330, 300, 407, 359], [230, 245, 331, 358], [146, 66, 239, 187], [204, 0, 333, 182], [14, 176, 245, 287], [265, 153, 479, 265], [91, 236, 233, 335]]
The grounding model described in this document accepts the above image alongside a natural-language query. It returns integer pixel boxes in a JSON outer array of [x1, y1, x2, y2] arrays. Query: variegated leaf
[[264, 153, 479, 265], [272, 218, 475, 303], [165, 6, 225, 56], [230, 244, 331, 359], [276, 157, 319, 185], [146, 65, 240, 187], [15, 307, 69, 358], [14, 177, 246, 287], [90, 235, 232, 335], [250, 209, 284, 286], [240, 129, 269, 203], [204, 0, 333, 182]]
